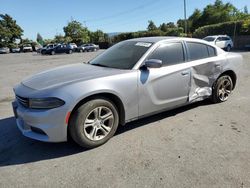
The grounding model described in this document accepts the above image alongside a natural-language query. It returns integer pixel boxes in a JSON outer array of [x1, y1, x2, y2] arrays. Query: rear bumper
[[12, 100, 68, 142]]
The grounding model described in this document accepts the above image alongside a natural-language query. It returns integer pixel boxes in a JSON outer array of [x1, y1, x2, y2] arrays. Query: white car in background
[[203, 35, 234, 52], [22, 44, 33, 52]]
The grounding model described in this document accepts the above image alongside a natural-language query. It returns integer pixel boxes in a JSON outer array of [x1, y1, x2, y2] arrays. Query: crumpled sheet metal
[[188, 60, 221, 102], [188, 52, 243, 102], [189, 66, 215, 102]]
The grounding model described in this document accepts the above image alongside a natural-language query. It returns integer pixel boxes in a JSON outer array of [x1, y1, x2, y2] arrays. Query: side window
[[207, 46, 216, 57], [148, 42, 185, 66], [187, 42, 209, 61], [222, 37, 227, 41], [216, 37, 222, 42]]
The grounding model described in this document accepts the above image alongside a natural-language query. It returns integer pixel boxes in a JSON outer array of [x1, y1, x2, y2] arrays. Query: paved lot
[[0, 51, 250, 188]]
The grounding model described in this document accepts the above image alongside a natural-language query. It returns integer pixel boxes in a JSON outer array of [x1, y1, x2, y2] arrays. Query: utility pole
[[184, 0, 187, 34]]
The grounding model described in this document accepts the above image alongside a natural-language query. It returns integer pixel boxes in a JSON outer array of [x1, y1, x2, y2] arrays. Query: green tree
[[0, 14, 23, 47], [90, 30, 108, 43], [63, 20, 89, 44], [21, 38, 33, 45], [159, 22, 176, 32], [147, 20, 157, 31], [197, 0, 235, 26], [36, 33, 44, 46], [188, 9, 202, 32], [53, 34, 64, 43]]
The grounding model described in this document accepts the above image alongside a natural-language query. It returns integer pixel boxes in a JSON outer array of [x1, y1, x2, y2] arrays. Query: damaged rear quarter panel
[[189, 53, 235, 102]]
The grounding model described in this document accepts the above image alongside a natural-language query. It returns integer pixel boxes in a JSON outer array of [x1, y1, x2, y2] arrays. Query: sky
[[0, 0, 249, 40]]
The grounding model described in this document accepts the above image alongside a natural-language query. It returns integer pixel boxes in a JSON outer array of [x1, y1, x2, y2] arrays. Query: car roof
[[127, 36, 208, 44], [206, 35, 229, 37], [128, 36, 176, 43]]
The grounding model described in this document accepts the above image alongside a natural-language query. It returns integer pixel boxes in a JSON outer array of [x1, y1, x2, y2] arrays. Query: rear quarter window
[[207, 46, 217, 57]]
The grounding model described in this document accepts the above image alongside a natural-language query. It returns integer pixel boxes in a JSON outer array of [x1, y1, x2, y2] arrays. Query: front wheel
[[69, 98, 119, 148], [211, 75, 233, 103]]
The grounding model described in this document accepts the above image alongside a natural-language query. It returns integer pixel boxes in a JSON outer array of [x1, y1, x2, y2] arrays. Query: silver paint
[[12, 37, 242, 142]]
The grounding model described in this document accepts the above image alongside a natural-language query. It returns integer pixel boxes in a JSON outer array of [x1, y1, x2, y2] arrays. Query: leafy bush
[[113, 28, 184, 43], [193, 20, 250, 38]]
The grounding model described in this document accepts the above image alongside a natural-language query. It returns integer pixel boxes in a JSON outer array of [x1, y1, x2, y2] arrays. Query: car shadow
[[116, 99, 212, 135], [0, 100, 212, 167]]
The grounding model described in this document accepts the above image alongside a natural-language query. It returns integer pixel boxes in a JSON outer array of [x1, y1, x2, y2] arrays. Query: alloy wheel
[[218, 77, 232, 101], [83, 106, 114, 141]]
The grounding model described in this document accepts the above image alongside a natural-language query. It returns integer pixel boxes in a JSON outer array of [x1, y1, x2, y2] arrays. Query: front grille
[[16, 95, 29, 108]]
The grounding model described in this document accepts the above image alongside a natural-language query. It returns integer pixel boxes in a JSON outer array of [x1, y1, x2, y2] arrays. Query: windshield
[[203, 37, 216, 42], [89, 41, 152, 69]]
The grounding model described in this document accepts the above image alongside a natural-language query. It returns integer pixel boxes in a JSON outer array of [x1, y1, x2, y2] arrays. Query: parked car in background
[[203, 35, 233, 51], [76, 44, 86, 52], [39, 44, 58, 54], [11, 47, 21, 53], [42, 44, 73, 55], [0, 47, 10, 54], [77, 43, 99, 52], [68, 43, 77, 51], [12, 37, 242, 148], [22, 44, 33, 52]]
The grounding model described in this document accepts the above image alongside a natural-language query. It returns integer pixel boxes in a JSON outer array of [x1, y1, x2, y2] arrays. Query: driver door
[[138, 42, 190, 116]]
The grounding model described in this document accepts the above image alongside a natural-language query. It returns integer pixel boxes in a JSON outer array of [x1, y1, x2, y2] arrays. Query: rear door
[[185, 42, 222, 102], [138, 41, 191, 116]]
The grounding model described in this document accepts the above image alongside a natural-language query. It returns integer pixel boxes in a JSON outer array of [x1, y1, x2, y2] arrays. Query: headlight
[[29, 98, 65, 109]]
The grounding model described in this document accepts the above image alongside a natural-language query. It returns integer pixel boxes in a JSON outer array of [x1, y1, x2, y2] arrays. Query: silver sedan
[[12, 37, 242, 148]]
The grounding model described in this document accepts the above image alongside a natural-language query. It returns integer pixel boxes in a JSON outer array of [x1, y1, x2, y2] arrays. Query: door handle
[[181, 71, 189, 76]]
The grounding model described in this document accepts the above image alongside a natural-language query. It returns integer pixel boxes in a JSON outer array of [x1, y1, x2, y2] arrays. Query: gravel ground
[[0, 51, 249, 188]]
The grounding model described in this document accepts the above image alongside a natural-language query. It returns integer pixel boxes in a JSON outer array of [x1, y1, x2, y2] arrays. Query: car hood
[[22, 63, 127, 90]]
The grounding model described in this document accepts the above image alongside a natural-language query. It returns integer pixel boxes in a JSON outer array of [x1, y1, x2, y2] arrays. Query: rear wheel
[[211, 75, 233, 103], [226, 45, 231, 52], [69, 98, 119, 148]]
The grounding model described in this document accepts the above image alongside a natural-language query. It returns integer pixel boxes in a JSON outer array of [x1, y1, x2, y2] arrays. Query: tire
[[50, 51, 55, 55], [69, 98, 119, 148], [211, 75, 233, 103], [226, 45, 231, 52]]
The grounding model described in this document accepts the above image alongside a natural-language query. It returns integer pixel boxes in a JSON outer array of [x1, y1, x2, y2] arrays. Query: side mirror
[[144, 59, 162, 68]]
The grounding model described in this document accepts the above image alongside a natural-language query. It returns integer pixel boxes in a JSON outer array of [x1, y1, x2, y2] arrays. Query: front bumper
[[12, 100, 68, 142]]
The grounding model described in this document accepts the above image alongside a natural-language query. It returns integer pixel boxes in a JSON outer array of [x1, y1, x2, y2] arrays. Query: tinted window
[[222, 37, 230, 41], [148, 42, 184, 66], [203, 37, 216, 42], [187, 42, 209, 61], [208, 46, 216, 57], [217, 37, 222, 41]]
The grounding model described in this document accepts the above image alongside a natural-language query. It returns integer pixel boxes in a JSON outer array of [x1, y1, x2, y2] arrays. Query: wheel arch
[[216, 70, 237, 90], [68, 92, 126, 129]]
